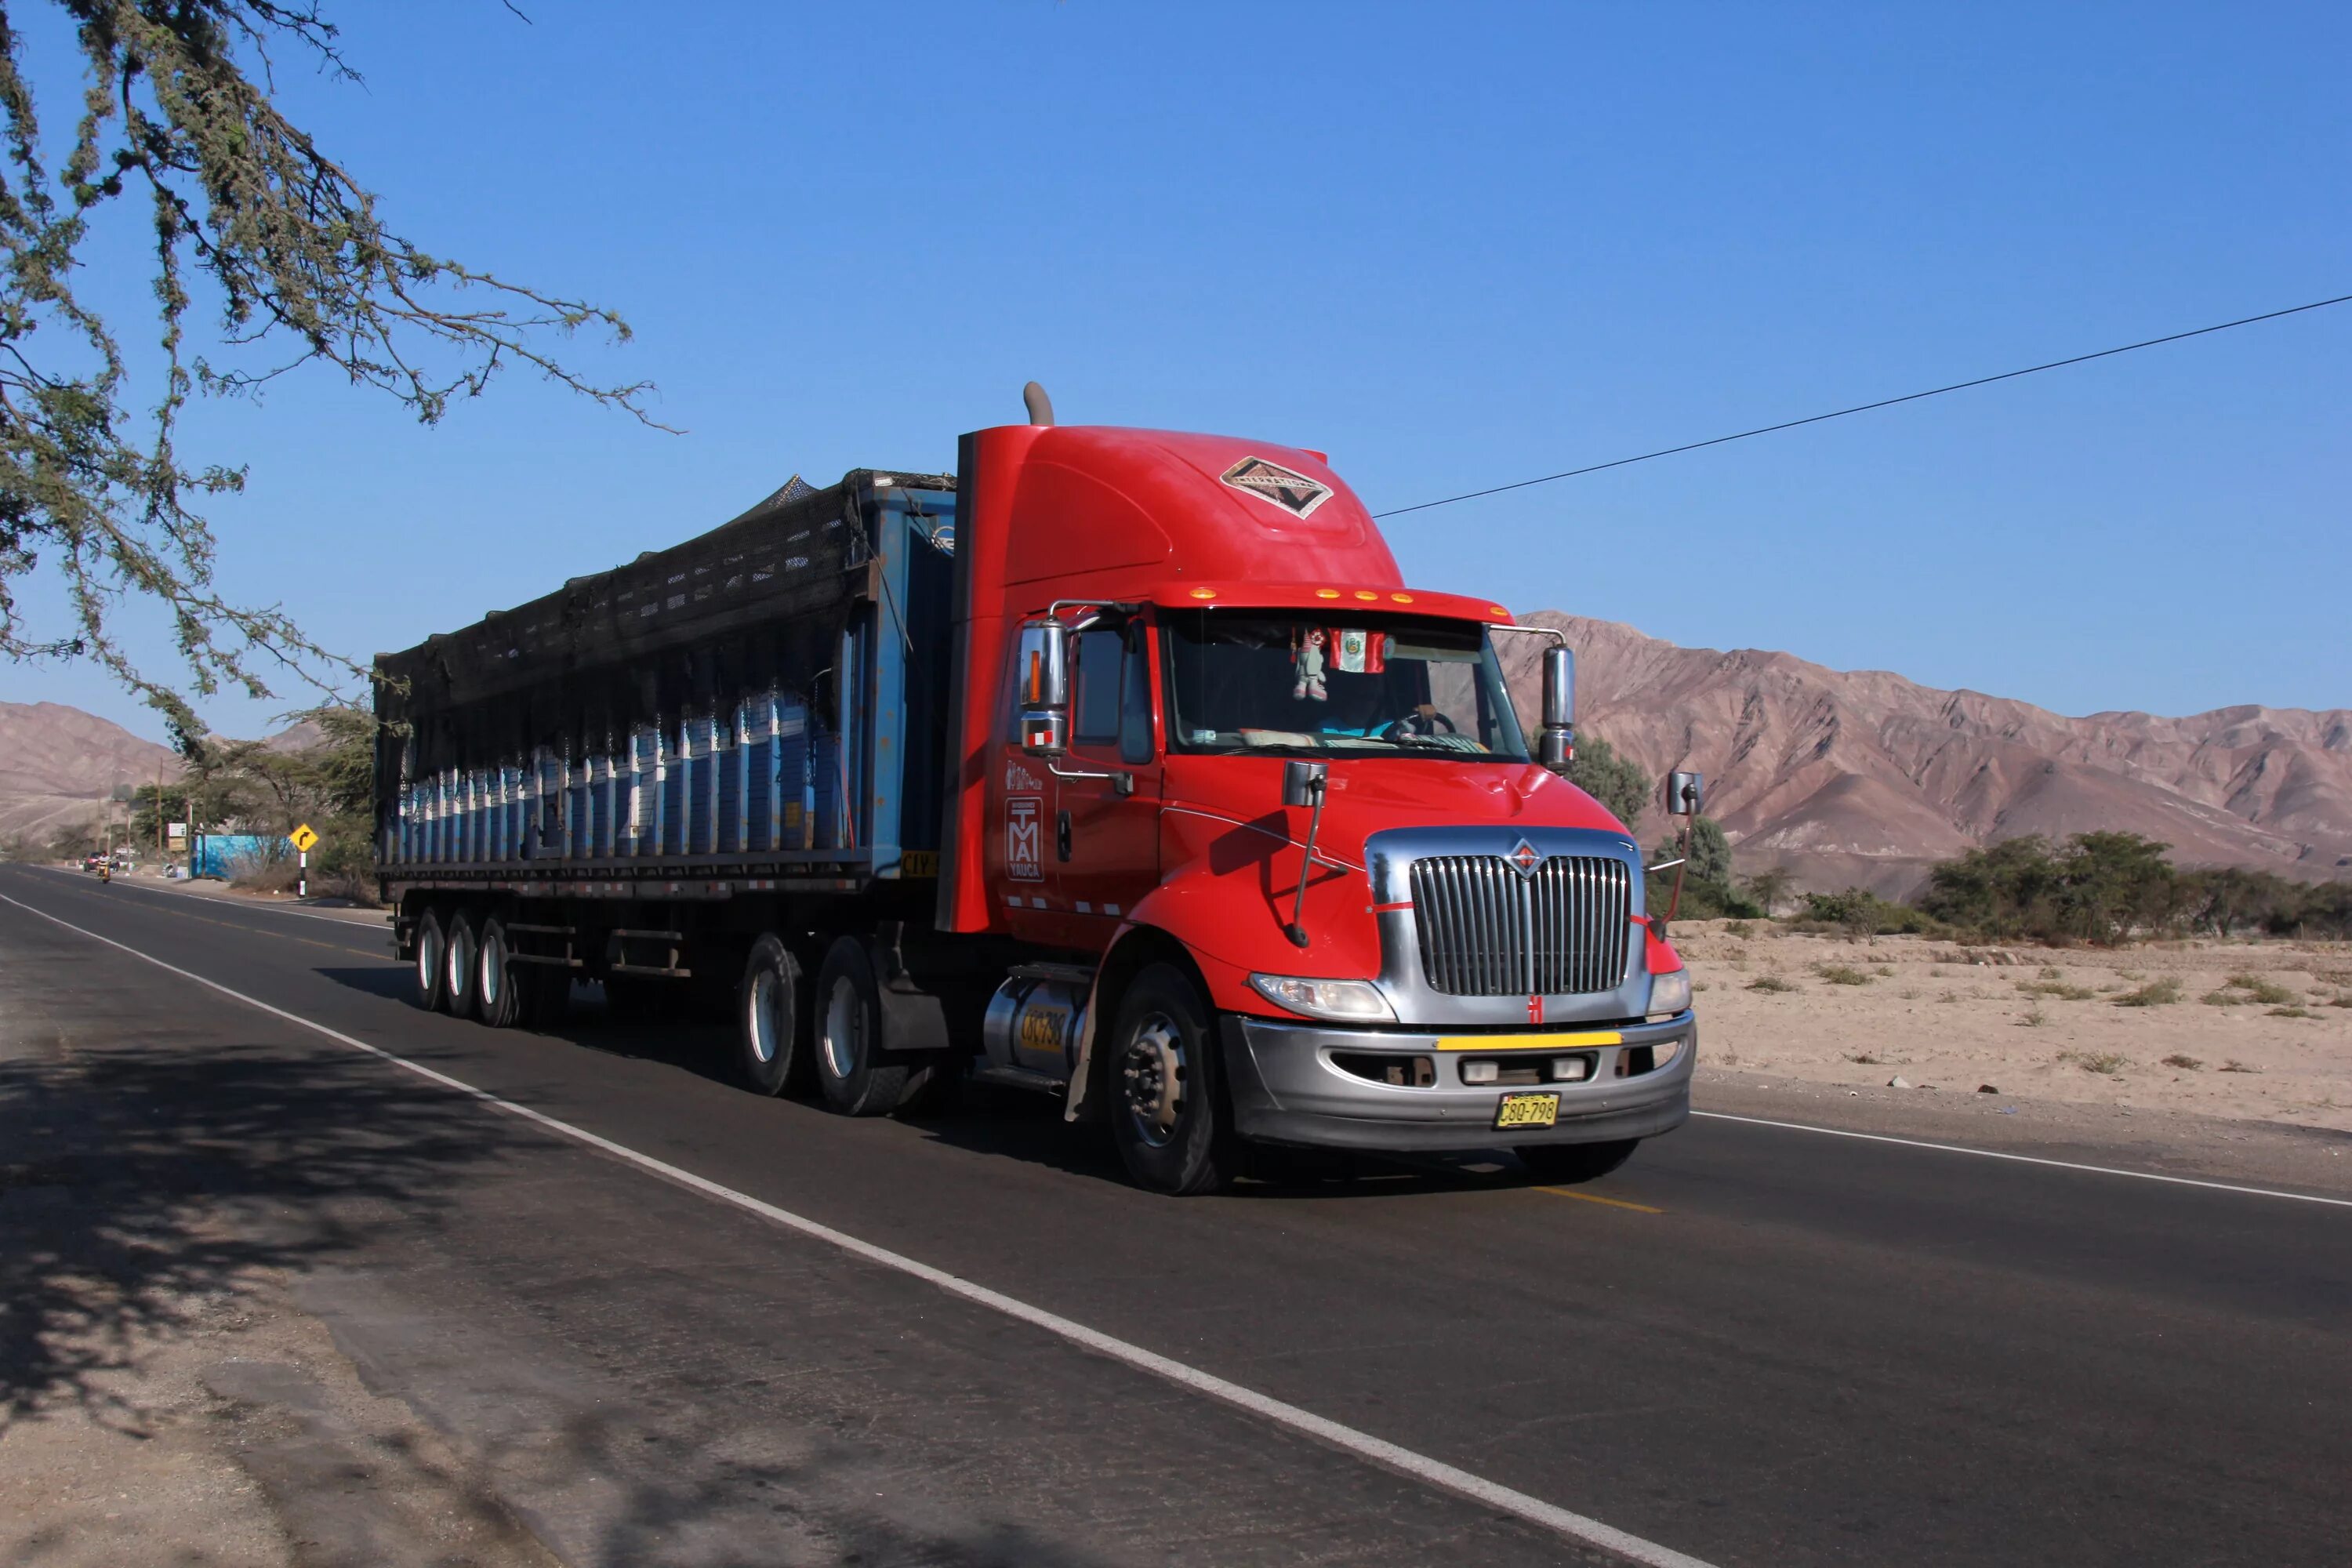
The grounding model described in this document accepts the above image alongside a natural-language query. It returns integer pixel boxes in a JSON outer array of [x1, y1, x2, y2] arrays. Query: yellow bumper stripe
[[1434, 1030, 1623, 1051]]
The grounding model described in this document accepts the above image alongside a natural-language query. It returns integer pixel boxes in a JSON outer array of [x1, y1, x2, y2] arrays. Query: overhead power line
[[1372, 291, 2352, 519]]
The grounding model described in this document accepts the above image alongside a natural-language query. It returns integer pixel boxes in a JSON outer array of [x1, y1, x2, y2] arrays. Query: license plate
[[1494, 1091, 1560, 1130]]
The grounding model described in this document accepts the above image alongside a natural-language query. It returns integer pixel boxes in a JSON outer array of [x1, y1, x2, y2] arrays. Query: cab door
[[985, 632, 1064, 945], [1056, 618, 1162, 932]]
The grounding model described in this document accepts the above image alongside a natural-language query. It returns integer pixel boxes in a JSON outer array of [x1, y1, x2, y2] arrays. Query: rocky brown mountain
[[0, 700, 183, 843], [1500, 615, 2352, 898]]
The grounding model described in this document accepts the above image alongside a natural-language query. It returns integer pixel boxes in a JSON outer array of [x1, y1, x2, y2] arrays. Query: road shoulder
[[1694, 1064, 2352, 1198]]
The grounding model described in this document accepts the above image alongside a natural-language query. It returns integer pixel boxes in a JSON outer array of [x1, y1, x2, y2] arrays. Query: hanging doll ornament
[[1292, 626, 1329, 702]]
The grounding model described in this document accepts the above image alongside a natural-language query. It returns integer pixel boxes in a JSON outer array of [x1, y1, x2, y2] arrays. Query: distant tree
[[1566, 734, 1649, 833], [2055, 831, 2175, 943], [0, 2, 660, 747], [1919, 836, 2063, 938], [1742, 865, 1794, 916]]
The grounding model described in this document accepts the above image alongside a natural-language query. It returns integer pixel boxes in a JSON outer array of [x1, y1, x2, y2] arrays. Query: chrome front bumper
[[1221, 1011, 1696, 1152]]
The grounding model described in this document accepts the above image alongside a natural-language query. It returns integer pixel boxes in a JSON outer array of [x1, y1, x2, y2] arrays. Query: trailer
[[376, 391, 1700, 1193]]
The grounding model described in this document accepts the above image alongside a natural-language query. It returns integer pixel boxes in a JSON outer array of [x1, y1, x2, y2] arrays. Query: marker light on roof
[[1391, 593, 1414, 604], [1354, 590, 1379, 601], [1316, 588, 1341, 599], [1189, 587, 1217, 600]]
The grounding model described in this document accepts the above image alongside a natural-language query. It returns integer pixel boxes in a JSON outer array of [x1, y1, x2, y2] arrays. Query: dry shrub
[[2114, 979, 2182, 1007]]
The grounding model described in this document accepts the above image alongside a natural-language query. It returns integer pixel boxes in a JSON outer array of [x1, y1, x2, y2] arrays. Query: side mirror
[[1539, 646, 1576, 773], [1281, 759, 1328, 809], [1016, 619, 1070, 757], [1667, 769, 1704, 818]]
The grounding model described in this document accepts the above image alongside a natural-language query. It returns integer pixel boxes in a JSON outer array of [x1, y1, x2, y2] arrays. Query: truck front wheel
[[812, 936, 911, 1116], [736, 935, 803, 1097], [1105, 964, 1238, 1196], [1516, 1139, 1639, 1185]]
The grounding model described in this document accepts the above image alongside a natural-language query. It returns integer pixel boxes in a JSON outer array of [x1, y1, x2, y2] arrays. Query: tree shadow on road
[[0, 968, 545, 1431]]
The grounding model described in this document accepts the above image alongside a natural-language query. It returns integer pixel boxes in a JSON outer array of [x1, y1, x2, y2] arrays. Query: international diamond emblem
[[1506, 839, 1543, 879], [1219, 456, 1334, 518]]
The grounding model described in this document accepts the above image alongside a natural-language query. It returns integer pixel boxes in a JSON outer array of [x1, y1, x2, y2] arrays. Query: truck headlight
[[1249, 974, 1396, 1023], [1646, 969, 1692, 1022]]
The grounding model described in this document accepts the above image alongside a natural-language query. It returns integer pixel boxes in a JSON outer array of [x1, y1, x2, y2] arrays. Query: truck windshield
[[1161, 611, 1530, 760]]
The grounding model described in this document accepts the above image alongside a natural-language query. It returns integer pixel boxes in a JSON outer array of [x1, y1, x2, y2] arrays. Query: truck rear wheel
[[445, 909, 483, 1020], [1105, 964, 1238, 1196], [1516, 1139, 1639, 1185], [735, 935, 803, 1097], [812, 936, 911, 1116], [477, 916, 528, 1029], [413, 907, 449, 1013]]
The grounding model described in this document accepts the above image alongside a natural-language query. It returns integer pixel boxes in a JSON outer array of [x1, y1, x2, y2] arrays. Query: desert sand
[[1676, 920, 2352, 1134]]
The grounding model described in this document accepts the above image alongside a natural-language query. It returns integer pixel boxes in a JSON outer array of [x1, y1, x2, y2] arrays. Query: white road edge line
[[1693, 1110, 2352, 1208], [30, 865, 390, 929], [0, 889, 1714, 1568]]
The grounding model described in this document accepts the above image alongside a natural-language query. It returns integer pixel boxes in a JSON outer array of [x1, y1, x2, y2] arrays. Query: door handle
[[1056, 809, 1073, 862]]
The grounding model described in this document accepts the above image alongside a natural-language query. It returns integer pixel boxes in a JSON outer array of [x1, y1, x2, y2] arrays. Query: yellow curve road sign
[[289, 824, 319, 854]]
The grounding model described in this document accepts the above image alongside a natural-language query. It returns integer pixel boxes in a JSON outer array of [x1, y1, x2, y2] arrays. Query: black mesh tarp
[[372, 468, 949, 840]]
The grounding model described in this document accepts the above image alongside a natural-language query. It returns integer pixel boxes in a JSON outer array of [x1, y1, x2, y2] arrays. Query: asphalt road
[[3, 862, 2347, 1567]]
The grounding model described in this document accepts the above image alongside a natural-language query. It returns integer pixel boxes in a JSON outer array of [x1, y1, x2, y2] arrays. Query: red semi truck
[[376, 389, 1698, 1193]]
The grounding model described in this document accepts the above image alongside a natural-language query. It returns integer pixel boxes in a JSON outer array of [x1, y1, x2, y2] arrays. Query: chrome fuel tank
[[982, 972, 1090, 1080]]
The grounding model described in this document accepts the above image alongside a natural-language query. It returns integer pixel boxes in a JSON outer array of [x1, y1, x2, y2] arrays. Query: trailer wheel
[[735, 935, 803, 1097], [445, 909, 483, 1020], [1515, 1139, 1639, 1185], [477, 916, 528, 1029], [812, 936, 911, 1116], [413, 907, 450, 1013], [1105, 964, 1239, 1196]]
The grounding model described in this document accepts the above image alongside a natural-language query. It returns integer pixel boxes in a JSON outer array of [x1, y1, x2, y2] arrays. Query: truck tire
[[1516, 1139, 1639, 1185], [1105, 964, 1239, 1196], [477, 916, 528, 1029], [445, 909, 484, 1020], [413, 907, 450, 1013], [735, 935, 803, 1096], [812, 936, 911, 1116]]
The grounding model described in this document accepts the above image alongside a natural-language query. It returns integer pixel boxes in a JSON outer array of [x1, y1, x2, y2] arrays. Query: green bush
[[1918, 833, 2352, 943], [2113, 978, 2183, 1007]]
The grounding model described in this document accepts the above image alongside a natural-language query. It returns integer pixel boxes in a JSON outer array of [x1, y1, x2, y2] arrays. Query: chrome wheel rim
[[416, 927, 443, 996], [479, 931, 503, 1010], [1119, 1012, 1187, 1149], [821, 975, 861, 1080], [748, 967, 783, 1065]]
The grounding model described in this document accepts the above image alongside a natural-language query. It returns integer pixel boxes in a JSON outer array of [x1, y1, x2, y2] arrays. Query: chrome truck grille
[[1408, 855, 1633, 996]]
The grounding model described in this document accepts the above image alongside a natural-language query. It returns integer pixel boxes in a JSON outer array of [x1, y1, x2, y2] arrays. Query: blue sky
[[7, 0, 2347, 741]]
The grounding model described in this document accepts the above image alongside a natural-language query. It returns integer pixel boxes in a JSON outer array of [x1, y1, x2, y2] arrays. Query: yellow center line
[[1536, 1186, 1663, 1214], [125, 899, 383, 959]]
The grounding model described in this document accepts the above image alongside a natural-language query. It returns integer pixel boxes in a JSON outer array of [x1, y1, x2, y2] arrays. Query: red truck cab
[[938, 416, 1696, 1192]]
